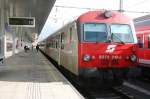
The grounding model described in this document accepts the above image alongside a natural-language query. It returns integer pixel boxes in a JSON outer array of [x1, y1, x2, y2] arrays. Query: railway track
[[137, 76, 150, 83], [58, 66, 150, 99], [78, 86, 134, 99], [41, 51, 150, 99], [79, 82, 150, 99], [45, 57, 133, 98], [112, 87, 134, 99]]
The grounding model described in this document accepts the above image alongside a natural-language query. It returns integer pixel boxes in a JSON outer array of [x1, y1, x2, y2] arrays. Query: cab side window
[[137, 36, 144, 48], [148, 34, 150, 48]]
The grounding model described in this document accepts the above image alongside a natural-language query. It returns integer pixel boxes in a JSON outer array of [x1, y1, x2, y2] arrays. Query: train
[[134, 15, 150, 77], [41, 10, 138, 86]]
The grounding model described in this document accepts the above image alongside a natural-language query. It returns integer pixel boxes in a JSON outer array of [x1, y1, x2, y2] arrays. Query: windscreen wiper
[[111, 33, 125, 44]]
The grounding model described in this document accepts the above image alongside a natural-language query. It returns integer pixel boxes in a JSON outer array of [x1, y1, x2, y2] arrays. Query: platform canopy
[[2, 0, 56, 41]]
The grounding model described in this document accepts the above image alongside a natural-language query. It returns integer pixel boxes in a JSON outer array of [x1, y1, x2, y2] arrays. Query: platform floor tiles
[[0, 50, 84, 99]]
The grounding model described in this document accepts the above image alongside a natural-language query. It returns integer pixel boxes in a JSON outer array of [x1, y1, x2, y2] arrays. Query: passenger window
[[47, 43, 49, 48], [53, 39, 55, 48], [61, 33, 64, 49], [70, 27, 72, 42], [52, 40, 54, 48], [58, 35, 60, 48], [137, 37, 144, 48], [49, 42, 51, 48], [54, 40, 56, 48], [55, 39, 57, 48], [148, 34, 150, 48], [0, 39, 2, 54], [56, 40, 57, 48], [56, 36, 58, 49]]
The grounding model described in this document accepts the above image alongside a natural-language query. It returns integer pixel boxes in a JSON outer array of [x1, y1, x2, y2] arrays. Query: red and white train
[[134, 15, 150, 76], [42, 10, 138, 85]]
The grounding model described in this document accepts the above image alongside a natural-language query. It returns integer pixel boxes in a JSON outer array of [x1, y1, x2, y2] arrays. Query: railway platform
[[0, 50, 84, 99]]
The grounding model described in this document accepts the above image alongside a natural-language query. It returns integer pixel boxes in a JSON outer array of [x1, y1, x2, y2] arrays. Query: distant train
[[134, 15, 150, 77], [42, 10, 138, 86]]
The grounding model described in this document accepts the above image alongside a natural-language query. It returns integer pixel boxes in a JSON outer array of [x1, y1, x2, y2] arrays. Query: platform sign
[[8, 17, 35, 27]]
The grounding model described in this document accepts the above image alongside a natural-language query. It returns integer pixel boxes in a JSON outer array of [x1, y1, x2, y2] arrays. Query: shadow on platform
[[0, 50, 67, 83]]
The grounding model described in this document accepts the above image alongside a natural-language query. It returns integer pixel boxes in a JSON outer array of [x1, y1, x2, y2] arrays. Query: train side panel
[[137, 32, 150, 67], [57, 22, 79, 75], [134, 15, 150, 76], [70, 23, 79, 75], [137, 33, 144, 62], [48, 36, 59, 63], [135, 15, 150, 67]]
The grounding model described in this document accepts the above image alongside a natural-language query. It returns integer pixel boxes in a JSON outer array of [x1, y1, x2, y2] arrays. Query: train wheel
[[114, 78, 123, 86], [122, 68, 129, 79], [112, 69, 124, 86], [141, 67, 149, 78]]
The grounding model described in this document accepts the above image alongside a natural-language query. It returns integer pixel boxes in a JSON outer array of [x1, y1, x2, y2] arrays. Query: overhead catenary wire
[[54, 5, 95, 10], [54, 5, 150, 14], [126, 0, 149, 9], [124, 10, 150, 14]]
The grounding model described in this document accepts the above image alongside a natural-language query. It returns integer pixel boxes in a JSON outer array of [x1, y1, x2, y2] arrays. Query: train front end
[[77, 10, 138, 84]]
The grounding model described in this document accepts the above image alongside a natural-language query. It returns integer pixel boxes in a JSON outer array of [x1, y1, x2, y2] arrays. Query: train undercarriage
[[78, 68, 129, 87]]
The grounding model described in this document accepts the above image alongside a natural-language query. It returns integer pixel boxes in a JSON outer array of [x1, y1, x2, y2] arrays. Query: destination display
[[8, 17, 35, 27]]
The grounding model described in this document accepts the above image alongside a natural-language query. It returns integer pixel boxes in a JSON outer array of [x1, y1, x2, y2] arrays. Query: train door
[[143, 33, 150, 64], [137, 33, 144, 63]]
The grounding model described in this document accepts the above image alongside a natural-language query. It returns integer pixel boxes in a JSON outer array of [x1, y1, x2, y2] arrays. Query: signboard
[[8, 17, 35, 27]]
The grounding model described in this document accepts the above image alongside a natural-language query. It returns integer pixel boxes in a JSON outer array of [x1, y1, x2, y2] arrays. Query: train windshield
[[83, 23, 107, 42], [111, 24, 134, 43]]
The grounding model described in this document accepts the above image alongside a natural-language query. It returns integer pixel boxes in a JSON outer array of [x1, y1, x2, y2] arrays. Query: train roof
[[45, 10, 132, 41], [134, 14, 150, 31], [77, 10, 131, 24], [46, 20, 75, 39], [134, 14, 150, 23]]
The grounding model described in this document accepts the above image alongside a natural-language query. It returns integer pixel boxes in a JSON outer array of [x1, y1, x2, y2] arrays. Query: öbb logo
[[106, 45, 116, 53]]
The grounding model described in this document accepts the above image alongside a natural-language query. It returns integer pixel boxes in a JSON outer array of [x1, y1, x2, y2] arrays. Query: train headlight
[[130, 55, 137, 62], [83, 54, 91, 61]]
